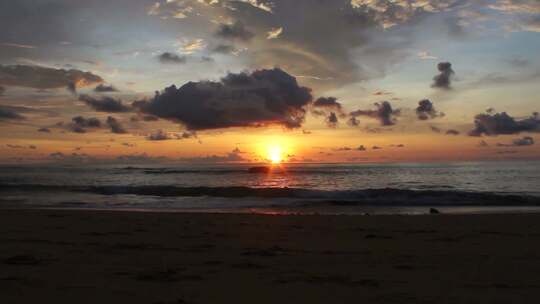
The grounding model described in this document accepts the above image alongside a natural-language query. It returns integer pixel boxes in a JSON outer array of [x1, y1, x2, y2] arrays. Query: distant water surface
[[1, 161, 540, 214]]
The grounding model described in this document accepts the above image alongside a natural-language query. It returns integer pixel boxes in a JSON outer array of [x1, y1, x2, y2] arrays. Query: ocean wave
[[1, 184, 539, 206]]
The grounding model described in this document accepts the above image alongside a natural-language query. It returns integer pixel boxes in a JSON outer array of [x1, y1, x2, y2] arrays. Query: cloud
[[333, 147, 352, 151], [416, 99, 444, 120], [215, 21, 255, 41], [37, 127, 51, 133], [48, 152, 95, 163], [157, 52, 187, 64], [1, 42, 36, 49], [136, 68, 313, 130], [432, 62, 455, 89], [348, 116, 360, 127], [312, 96, 344, 127], [178, 38, 206, 54], [67, 116, 102, 133], [79, 94, 131, 113], [372, 145, 382, 150], [446, 129, 460, 135], [0, 86, 4, 96], [513, 136, 535, 146], [94, 84, 118, 92], [469, 70, 540, 87], [267, 27, 283, 39], [469, 111, 540, 136], [236, 0, 274, 13], [326, 112, 339, 128], [350, 101, 399, 126], [187, 149, 247, 163], [497, 136, 535, 147], [357, 145, 366, 151], [147, 130, 196, 141], [106, 116, 127, 134], [430, 125, 441, 133], [212, 44, 238, 54], [313, 97, 343, 112], [479, 140, 489, 147], [144, 0, 478, 89], [418, 51, 438, 60], [488, 0, 540, 32], [147, 130, 171, 141], [0, 106, 25, 120], [0, 65, 103, 91], [6, 144, 36, 149], [351, 0, 465, 28]]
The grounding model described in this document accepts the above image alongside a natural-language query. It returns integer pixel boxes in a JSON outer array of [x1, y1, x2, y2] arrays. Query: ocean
[[1, 161, 540, 214]]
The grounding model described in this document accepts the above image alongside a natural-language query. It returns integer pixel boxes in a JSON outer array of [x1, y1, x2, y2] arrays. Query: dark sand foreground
[[2, 210, 540, 304]]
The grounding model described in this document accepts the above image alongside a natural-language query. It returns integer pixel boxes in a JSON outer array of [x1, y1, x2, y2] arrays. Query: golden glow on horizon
[[268, 145, 283, 164]]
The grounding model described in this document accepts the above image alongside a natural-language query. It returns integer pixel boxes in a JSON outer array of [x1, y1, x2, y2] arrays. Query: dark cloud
[[106, 116, 127, 134], [146, 130, 195, 141], [513, 136, 535, 146], [348, 116, 360, 127], [326, 112, 338, 128], [0, 86, 4, 96], [390, 144, 405, 148], [357, 145, 366, 151], [372, 146, 382, 150], [94, 84, 119, 92], [469, 112, 540, 136], [497, 136, 535, 147], [212, 44, 237, 54], [136, 68, 313, 130], [446, 129, 460, 135], [313, 97, 343, 112], [430, 125, 441, 133], [48, 152, 95, 163], [0, 106, 24, 120], [6, 144, 36, 149], [215, 21, 255, 41], [0, 65, 103, 91], [350, 101, 399, 126], [147, 130, 170, 141], [68, 116, 102, 133], [79, 94, 131, 113], [312, 97, 344, 128], [37, 127, 51, 133], [130, 114, 159, 122], [333, 147, 352, 151], [158, 52, 187, 64], [416, 99, 444, 120], [432, 62, 454, 89]]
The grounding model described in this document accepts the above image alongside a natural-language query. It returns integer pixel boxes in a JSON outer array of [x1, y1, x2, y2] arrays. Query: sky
[[0, 0, 539, 164]]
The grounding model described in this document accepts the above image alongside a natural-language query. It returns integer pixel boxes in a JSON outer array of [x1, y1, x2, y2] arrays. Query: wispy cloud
[[1, 42, 36, 49]]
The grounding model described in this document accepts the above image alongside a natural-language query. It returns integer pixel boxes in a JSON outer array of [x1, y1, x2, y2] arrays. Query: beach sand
[[1, 209, 540, 304]]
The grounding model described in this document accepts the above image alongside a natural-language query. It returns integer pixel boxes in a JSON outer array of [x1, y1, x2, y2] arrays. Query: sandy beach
[[1, 209, 540, 304]]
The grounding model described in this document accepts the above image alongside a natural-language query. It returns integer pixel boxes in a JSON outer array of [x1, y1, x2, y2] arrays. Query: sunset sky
[[1, 0, 539, 164]]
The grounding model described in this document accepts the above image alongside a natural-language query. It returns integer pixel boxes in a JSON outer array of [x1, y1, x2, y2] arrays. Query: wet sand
[[1, 209, 540, 304]]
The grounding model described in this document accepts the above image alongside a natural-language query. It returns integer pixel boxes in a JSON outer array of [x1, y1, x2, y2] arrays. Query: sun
[[268, 146, 283, 164]]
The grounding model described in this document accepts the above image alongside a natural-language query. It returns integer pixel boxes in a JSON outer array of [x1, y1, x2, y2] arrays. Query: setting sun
[[268, 146, 283, 164]]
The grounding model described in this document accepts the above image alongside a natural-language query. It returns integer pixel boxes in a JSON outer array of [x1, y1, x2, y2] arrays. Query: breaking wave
[[1, 184, 539, 206]]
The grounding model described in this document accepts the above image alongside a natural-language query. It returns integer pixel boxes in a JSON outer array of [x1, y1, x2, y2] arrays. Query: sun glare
[[268, 146, 283, 164]]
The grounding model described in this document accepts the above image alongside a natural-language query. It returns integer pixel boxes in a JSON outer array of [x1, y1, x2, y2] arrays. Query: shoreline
[[3, 205, 540, 216], [2, 209, 540, 303]]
